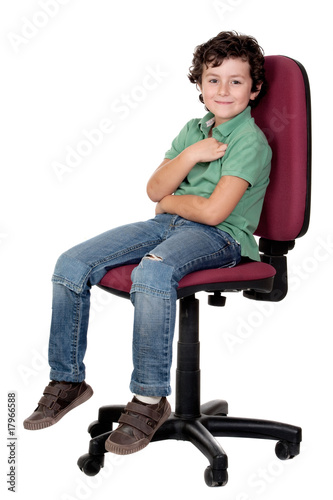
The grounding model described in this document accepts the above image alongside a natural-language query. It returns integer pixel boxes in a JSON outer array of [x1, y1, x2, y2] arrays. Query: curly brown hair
[[188, 31, 267, 108]]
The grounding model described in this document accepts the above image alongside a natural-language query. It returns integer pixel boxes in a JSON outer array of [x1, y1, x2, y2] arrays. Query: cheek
[[202, 89, 214, 101]]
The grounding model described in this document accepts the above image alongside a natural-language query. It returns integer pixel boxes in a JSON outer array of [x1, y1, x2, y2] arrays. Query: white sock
[[135, 395, 161, 405]]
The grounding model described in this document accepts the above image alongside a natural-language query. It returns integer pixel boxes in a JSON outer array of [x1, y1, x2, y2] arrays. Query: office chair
[[78, 55, 311, 487]]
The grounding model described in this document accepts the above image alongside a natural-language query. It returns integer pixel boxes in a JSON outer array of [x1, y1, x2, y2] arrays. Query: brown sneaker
[[105, 396, 171, 455], [23, 380, 93, 430]]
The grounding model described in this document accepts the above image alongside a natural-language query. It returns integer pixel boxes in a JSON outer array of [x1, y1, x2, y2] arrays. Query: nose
[[218, 82, 229, 96]]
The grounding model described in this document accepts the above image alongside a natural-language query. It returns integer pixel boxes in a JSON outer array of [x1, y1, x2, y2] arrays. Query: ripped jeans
[[49, 214, 241, 396]]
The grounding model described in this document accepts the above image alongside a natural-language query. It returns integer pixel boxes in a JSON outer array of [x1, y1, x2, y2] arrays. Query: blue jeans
[[49, 214, 241, 396]]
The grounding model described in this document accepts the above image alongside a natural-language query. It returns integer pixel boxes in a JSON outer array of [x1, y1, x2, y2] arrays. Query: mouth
[[215, 101, 233, 105]]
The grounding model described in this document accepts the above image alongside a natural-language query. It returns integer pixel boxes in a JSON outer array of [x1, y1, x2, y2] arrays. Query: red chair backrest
[[252, 55, 311, 242]]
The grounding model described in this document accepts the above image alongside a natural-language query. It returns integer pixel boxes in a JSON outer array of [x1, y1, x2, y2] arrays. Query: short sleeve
[[164, 120, 194, 160]]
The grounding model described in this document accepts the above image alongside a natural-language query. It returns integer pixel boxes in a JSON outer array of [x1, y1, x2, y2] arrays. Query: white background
[[1, 1, 332, 499]]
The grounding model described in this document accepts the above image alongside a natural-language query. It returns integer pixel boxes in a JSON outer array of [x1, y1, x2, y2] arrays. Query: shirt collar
[[198, 106, 252, 139]]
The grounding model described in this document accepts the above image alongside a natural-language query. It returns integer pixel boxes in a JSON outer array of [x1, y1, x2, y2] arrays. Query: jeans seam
[[130, 284, 171, 298], [89, 239, 162, 269], [71, 294, 81, 380]]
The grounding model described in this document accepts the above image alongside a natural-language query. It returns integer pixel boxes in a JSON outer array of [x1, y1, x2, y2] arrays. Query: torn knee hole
[[145, 254, 163, 261]]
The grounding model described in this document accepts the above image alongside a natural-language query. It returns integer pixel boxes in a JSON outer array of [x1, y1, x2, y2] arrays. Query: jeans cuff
[[129, 380, 171, 397]]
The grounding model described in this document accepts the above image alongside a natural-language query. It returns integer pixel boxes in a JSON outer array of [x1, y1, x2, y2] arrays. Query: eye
[[209, 79, 218, 84], [231, 80, 241, 85]]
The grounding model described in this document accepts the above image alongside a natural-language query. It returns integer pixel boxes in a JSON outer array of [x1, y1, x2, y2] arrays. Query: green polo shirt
[[164, 106, 271, 261]]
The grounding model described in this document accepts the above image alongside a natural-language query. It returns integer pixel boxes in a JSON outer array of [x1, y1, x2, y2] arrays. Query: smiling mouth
[[215, 101, 233, 105]]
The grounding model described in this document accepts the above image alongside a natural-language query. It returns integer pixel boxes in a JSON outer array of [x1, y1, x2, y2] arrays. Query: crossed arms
[[146, 138, 249, 227]]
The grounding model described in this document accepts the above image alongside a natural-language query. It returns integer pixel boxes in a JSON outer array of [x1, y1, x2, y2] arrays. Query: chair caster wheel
[[204, 466, 228, 487], [275, 440, 299, 460], [77, 453, 104, 476]]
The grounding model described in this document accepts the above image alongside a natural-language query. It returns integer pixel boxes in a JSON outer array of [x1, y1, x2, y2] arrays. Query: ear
[[250, 82, 262, 101]]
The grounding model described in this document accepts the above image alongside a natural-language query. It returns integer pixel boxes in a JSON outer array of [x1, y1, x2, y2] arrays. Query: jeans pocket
[[217, 241, 241, 269]]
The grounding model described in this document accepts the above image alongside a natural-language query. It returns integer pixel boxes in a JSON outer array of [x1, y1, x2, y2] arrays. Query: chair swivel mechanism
[[78, 55, 311, 487]]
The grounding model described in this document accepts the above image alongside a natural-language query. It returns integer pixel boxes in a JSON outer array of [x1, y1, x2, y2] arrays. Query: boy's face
[[199, 57, 261, 126]]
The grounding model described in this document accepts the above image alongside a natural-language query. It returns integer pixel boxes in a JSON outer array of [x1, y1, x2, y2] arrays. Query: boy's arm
[[146, 138, 227, 202], [155, 175, 249, 226]]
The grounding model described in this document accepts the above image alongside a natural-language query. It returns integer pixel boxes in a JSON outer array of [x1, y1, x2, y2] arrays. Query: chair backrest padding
[[252, 56, 311, 242]]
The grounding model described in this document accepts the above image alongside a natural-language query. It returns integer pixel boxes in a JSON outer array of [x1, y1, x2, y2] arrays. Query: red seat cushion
[[99, 262, 276, 295]]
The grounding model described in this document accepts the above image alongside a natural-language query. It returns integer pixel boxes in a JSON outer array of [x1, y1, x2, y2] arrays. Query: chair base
[[78, 399, 301, 487], [78, 295, 301, 487]]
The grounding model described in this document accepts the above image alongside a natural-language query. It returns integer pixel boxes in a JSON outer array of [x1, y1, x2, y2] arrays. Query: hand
[[155, 195, 175, 215], [187, 138, 228, 164], [155, 201, 166, 215]]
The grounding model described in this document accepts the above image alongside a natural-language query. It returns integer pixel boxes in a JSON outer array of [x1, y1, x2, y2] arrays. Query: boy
[[24, 31, 271, 456]]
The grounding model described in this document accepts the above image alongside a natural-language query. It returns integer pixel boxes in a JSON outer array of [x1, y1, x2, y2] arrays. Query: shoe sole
[[23, 385, 93, 430], [105, 401, 171, 455]]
